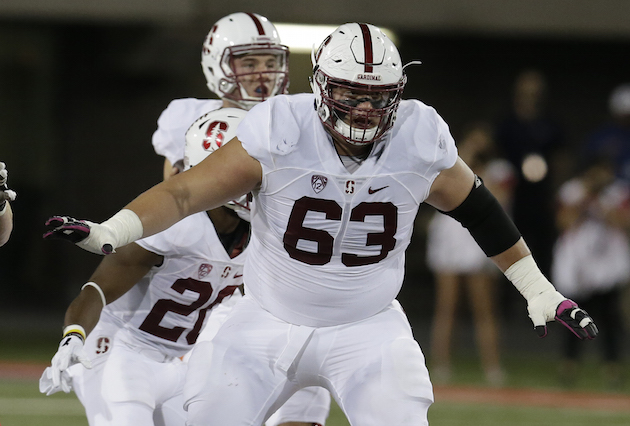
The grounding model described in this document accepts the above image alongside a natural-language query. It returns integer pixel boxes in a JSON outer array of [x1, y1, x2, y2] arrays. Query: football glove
[[43, 216, 115, 255], [553, 299, 598, 340], [505, 255, 598, 340], [39, 333, 92, 396], [43, 209, 143, 255], [526, 289, 598, 339]]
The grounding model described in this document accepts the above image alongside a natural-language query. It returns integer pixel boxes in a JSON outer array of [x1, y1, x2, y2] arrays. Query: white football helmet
[[184, 108, 251, 220], [310, 23, 406, 146], [201, 12, 289, 110]]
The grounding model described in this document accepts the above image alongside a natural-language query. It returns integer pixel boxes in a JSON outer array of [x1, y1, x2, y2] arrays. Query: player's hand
[[527, 289, 598, 339], [43, 216, 115, 255], [553, 299, 598, 340], [39, 334, 92, 396], [0, 162, 17, 207]]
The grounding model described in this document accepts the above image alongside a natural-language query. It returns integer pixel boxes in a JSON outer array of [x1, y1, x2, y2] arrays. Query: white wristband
[[504, 255, 555, 302], [102, 209, 144, 249], [82, 282, 107, 307]]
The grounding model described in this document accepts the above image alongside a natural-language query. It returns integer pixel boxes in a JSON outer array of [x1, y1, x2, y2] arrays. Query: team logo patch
[[311, 175, 328, 193], [198, 263, 213, 279]]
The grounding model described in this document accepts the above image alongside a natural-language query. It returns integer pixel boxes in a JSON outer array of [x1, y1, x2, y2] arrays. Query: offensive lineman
[[44, 23, 598, 425], [39, 111, 250, 425], [150, 11, 330, 425], [41, 12, 329, 426]]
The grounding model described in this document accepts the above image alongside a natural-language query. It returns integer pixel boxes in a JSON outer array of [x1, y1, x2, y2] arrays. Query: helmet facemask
[[310, 23, 407, 146], [201, 12, 290, 111], [215, 44, 289, 110], [313, 68, 405, 146]]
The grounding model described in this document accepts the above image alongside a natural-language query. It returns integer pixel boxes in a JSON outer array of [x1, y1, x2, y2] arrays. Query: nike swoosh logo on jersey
[[368, 186, 389, 194], [234, 273, 243, 278]]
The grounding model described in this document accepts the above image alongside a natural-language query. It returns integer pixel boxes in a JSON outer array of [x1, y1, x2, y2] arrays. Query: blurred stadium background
[[1, 1, 630, 424]]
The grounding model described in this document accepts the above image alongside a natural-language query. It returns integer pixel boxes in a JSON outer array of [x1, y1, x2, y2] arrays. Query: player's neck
[[331, 134, 372, 158], [206, 207, 241, 234]]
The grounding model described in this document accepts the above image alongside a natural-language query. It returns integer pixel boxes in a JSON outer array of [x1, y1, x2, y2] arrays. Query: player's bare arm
[[128, 137, 261, 239], [0, 201, 12, 247], [39, 242, 163, 396], [65, 243, 163, 335], [44, 137, 262, 254], [426, 156, 597, 339]]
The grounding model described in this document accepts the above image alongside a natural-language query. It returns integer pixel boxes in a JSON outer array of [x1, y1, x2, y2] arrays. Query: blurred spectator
[[495, 69, 567, 276], [427, 123, 515, 386], [552, 157, 630, 389], [583, 83, 630, 182]]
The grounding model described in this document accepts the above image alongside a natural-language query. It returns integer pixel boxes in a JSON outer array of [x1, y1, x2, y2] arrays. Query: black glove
[[551, 299, 598, 340], [43, 216, 91, 244], [43, 215, 115, 254]]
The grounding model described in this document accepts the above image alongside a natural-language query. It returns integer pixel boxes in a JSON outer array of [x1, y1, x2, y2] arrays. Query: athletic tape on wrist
[[82, 282, 107, 307], [504, 255, 555, 301], [102, 209, 143, 249], [62, 324, 86, 341]]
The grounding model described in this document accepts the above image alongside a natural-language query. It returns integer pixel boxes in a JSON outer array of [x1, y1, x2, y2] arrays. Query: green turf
[[2, 336, 629, 425], [428, 403, 630, 426], [3, 377, 630, 426]]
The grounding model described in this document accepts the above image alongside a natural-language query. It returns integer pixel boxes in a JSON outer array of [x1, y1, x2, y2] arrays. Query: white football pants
[[184, 294, 433, 426]]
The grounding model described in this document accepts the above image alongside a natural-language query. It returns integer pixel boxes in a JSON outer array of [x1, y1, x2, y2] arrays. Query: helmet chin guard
[[202, 12, 289, 110], [311, 23, 406, 145]]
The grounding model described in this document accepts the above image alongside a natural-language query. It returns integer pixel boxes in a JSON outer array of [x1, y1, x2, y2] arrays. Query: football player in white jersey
[[152, 11, 289, 181], [148, 11, 330, 426], [45, 23, 599, 425], [40, 109, 328, 426], [38, 111, 250, 425]]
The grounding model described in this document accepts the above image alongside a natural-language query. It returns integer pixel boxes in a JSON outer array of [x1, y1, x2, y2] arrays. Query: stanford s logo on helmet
[[201, 12, 290, 110], [310, 23, 407, 146], [184, 108, 251, 221]]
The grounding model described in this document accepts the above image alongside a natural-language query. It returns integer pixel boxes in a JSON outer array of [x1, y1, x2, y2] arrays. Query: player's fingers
[[78, 354, 92, 369], [534, 325, 548, 338], [44, 216, 68, 227], [51, 367, 61, 389]]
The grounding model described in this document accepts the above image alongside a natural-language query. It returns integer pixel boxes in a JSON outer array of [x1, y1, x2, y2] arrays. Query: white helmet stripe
[[359, 23, 374, 73], [245, 12, 266, 35]]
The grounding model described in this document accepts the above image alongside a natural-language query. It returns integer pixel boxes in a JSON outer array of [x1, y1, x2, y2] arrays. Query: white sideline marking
[[0, 397, 85, 415]]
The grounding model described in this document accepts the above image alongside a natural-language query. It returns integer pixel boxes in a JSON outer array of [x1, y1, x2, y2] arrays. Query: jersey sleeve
[[135, 215, 203, 256], [237, 99, 274, 169], [407, 100, 458, 182], [151, 98, 221, 165], [135, 228, 176, 257], [237, 95, 302, 172]]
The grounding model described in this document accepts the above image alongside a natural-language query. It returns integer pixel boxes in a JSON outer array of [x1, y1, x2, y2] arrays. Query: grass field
[[1, 330, 630, 425]]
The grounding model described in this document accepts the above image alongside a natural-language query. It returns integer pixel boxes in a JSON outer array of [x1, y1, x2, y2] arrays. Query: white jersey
[[106, 211, 245, 358], [238, 93, 458, 326], [152, 98, 223, 165]]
